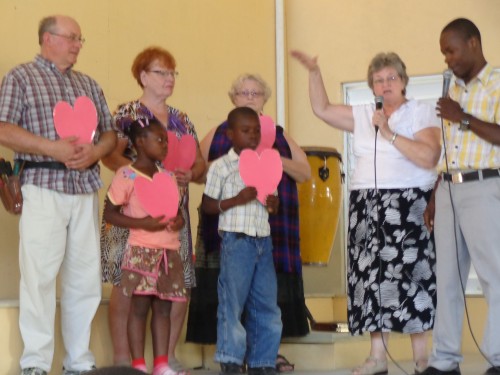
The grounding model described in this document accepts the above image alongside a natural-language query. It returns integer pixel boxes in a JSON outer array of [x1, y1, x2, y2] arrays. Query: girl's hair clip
[[137, 118, 149, 128]]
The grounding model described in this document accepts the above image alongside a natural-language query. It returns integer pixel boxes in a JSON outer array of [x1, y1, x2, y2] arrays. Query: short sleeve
[[413, 101, 440, 133], [204, 161, 223, 200], [107, 167, 134, 206], [92, 85, 114, 134], [0, 72, 24, 124]]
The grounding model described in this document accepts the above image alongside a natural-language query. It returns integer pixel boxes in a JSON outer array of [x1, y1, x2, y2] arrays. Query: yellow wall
[[1, 0, 500, 298]]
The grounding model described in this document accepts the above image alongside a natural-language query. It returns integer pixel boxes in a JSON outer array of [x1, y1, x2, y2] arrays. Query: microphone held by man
[[442, 69, 453, 98]]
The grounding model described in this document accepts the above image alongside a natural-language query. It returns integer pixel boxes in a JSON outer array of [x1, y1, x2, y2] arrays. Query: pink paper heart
[[239, 148, 283, 205], [163, 131, 197, 171], [53, 96, 98, 144], [134, 172, 179, 220], [255, 115, 276, 155]]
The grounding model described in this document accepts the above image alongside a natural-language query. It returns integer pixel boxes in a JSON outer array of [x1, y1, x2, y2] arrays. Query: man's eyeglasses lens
[[50, 32, 85, 44]]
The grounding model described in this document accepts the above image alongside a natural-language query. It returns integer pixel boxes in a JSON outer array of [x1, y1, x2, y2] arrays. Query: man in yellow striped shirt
[[422, 18, 500, 375]]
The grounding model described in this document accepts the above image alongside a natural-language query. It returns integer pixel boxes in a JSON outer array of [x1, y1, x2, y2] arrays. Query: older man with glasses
[[0, 14, 116, 375]]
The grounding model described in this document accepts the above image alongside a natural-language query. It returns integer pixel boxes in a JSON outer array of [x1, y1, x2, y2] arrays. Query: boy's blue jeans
[[215, 231, 282, 368]]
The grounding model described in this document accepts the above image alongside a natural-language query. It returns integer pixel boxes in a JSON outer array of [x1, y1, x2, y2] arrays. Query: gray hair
[[38, 16, 57, 45], [367, 52, 409, 93], [228, 73, 272, 104]]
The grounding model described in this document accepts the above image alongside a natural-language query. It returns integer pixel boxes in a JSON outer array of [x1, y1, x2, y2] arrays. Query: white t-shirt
[[350, 99, 440, 190]]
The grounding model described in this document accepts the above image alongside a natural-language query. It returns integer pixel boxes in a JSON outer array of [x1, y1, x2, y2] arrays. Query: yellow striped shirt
[[439, 64, 500, 172]]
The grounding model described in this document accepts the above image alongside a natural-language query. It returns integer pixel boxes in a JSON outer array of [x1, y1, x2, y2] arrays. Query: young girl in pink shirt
[[104, 118, 186, 375]]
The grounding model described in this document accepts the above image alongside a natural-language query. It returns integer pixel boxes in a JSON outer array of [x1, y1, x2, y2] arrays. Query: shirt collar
[[455, 63, 493, 88], [228, 148, 240, 161], [34, 54, 73, 74]]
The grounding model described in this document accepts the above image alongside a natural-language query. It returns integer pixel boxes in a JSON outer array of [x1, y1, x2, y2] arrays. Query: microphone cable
[[438, 113, 497, 370], [373, 126, 410, 375]]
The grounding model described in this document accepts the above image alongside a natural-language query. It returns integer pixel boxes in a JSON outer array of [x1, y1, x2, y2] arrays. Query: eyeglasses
[[373, 75, 399, 85], [49, 32, 85, 44], [236, 90, 264, 98], [148, 70, 179, 78]]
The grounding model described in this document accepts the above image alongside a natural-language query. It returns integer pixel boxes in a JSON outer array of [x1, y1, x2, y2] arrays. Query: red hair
[[131, 46, 176, 88]]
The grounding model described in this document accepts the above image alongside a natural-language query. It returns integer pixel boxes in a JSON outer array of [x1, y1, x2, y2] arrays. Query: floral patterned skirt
[[347, 187, 436, 335], [120, 244, 187, 301], [100, 202, 195, 289]]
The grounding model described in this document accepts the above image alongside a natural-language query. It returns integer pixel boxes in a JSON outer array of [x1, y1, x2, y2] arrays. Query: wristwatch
[[460, 114, 471, 131]]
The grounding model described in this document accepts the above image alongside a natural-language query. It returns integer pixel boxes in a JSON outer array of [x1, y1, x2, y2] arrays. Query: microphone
[[374, 96, 383, 132], [442, 69, 453, 98]]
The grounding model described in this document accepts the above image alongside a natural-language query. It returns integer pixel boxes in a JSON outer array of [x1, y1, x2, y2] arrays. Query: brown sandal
[[275, 354, 294, 372]]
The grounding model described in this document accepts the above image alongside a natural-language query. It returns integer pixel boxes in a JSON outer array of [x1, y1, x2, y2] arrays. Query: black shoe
[[248, 367, 277, 375], [485, 367, 500, 375], [418, 366, 461, 375], [220, 362, 244, 375]]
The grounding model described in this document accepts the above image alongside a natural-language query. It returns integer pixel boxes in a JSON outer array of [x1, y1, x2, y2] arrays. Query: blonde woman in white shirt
[[292, 50, 441, 375]]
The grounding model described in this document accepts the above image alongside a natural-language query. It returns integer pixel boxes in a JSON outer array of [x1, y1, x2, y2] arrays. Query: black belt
[[22, 161, 67, 170], [442, 168, 500, 183]]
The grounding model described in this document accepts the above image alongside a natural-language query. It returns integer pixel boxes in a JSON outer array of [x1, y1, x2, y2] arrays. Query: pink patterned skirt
[[121, 244, 187, 301]]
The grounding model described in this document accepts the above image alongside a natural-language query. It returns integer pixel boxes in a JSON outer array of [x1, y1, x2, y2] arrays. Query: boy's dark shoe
[[417, 366, 460, 375], [248, 367, 276, 375], [220, 362, 244, 375], [485, 367, 500, 375]]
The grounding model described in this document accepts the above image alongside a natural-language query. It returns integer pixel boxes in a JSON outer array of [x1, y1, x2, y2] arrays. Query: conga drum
[[298, 147, 343, 266]]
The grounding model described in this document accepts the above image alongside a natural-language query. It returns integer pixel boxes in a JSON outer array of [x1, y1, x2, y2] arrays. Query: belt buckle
[[451, 172, 463, 184]]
